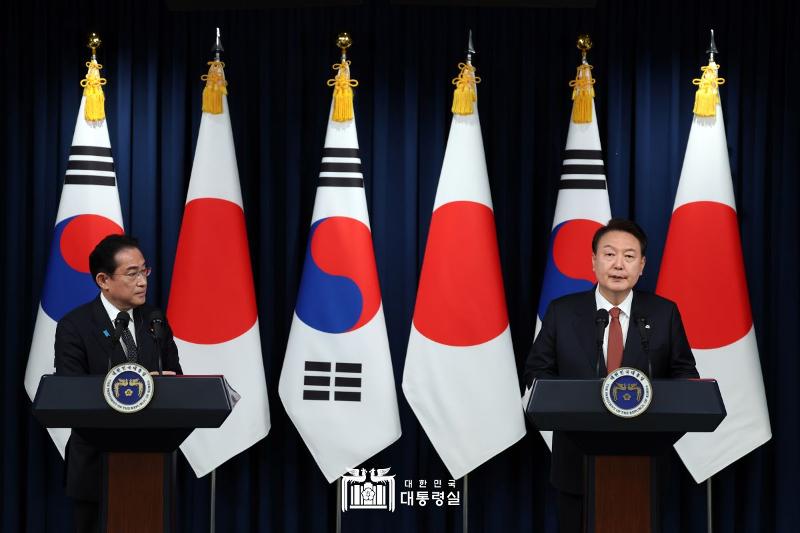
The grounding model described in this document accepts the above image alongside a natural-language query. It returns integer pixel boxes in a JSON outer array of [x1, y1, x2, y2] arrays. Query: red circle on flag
[[656, 201, 752, 349], [60, 215, 124, 273], [413, 201, 509, 346], [167, 198, 258, 344], [553, 219, 601, 282]]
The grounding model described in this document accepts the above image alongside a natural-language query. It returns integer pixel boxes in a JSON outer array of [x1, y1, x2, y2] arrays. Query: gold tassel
[[201, 60, 228, 114], [326, 60, 359, 122], [451, 63, 480, 115], [569, 63, 595, 124], [80, 59, 107, 122], [692, 63, 725, 117]]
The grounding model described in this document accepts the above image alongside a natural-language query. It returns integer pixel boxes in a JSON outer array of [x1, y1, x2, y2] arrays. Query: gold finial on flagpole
[[202, 27, 227, 114], [576, 34, 592, 65], [82, 32, 106, 122], [328, 32, 358, 122], [570, 34, 595, 123], [337, 32, 352, 62], [87, 33, 102, 59]]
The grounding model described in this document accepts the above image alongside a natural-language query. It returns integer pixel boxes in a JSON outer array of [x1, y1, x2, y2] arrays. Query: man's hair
[[89, 234, 141, 285], [591, 219, 648, 256]]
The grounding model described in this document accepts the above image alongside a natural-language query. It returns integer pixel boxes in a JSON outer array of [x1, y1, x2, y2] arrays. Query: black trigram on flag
[[559, 149, 606, 190], [303, 361, 362, 401], [318, 147, 363, 188], [64, 145, 116, 186]]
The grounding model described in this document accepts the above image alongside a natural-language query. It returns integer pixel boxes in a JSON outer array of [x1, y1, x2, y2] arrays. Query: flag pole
[[463, 474, 469, 533], [336, 478, 342, 533], [210, 469, 216, 533], [707, 477, 713, 533]]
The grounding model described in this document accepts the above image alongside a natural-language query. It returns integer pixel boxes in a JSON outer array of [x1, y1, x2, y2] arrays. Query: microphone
[[634, 315, 653, 378], [594, 308, 609, 378], [108, 312, 130, 369], [147, 310, 166, 374]]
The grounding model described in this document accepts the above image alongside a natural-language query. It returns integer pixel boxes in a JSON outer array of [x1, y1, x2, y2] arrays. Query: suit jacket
[[54, 295, 182, 501], [523, 289, 698, 494]]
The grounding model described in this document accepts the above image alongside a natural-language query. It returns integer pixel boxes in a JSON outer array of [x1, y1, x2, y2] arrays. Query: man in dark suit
[[54, 234, 182, 533], [523, 219, 698, 533]]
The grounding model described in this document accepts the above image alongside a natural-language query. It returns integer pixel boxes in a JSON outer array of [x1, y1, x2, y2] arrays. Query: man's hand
[[149, 371, 177, 376]]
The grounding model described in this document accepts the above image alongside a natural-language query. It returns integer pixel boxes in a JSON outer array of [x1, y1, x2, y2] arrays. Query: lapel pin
[[102, 329, 110, 337]]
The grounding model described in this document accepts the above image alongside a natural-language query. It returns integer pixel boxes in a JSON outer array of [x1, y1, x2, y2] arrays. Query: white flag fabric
[[167, 81, 270, 477], [24, 97, 125, 456], [526, 99, 612, 448], [279, 95, 402, 482], [656, 62, 771, 482], [403, 88, 526, 479]]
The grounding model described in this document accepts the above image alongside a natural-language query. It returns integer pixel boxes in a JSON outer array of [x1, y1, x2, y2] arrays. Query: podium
[[32, 375, 234, 533], [526, 379, 725, 533]]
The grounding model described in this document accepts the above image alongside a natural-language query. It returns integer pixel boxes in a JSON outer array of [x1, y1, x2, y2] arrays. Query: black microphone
[[594, 308, 609, 378], [147, 310, 166, 374], [108, 312, 130, 369], [634, 315, 653, 378]]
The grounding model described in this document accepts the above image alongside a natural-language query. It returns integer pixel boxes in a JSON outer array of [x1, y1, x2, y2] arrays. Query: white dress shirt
[[594, 286, 632, 364], [100, 292, 137, 353]]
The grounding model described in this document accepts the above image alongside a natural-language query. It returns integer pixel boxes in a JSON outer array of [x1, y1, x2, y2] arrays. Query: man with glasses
[[55, 234, 182, 533]]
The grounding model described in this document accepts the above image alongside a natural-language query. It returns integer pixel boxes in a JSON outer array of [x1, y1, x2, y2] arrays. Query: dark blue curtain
[[2, 0, 798, 531]]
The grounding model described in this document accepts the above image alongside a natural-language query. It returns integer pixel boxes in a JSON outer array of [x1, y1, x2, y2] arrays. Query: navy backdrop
[[2, 0, 798, 531]]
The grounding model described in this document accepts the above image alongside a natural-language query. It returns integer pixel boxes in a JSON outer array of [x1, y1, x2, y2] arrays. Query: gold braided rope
[[692, 63, 726, 117], [80, 59, 107, 122], [451, 62, 480, 115], [327, 60, 359, 122], [568, 63, 595, 123], [201, 60, 228, 114]]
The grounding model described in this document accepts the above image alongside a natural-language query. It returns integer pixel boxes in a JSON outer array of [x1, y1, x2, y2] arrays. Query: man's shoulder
[[549, 290, 595, 310], [59, 297, 101, 325]]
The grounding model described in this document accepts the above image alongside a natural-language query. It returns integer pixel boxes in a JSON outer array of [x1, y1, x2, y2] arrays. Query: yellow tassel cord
[[692, 63, 725, 117], [201, 60, 228, 114], [569, 63, 595, 123], [80, 59, 107, 122], [451, 63, 480, 115], [326, 60, 359, 122]]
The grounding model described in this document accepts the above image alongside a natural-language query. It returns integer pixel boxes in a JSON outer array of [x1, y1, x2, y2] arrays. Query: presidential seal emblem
[[103, 363, 154, 413], [601, 367, 652, 418]]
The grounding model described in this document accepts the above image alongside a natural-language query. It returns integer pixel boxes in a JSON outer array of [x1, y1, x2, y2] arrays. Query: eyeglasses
[[111, 267, 152, 282]]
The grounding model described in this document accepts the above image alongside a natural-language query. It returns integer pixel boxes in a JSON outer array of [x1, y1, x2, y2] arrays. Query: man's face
[[96, 247, 148, 310], [591, 230, 646, 304]]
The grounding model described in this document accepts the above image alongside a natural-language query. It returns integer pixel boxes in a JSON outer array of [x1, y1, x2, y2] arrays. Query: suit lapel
[[572, 290, 605, 375], [622, 291, 645, 370], [90, 296, 123, 368]]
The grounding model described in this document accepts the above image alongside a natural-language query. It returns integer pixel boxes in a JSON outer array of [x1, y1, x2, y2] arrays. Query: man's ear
[[96, 273, 110, 290], [640, 256, 646, 275]]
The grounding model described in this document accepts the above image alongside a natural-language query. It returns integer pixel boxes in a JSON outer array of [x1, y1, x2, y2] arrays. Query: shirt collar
[[100, 292, 134, 325], [594, 286, 633, 318]]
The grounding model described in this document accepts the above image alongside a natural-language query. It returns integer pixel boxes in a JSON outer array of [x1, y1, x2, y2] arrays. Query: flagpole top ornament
[[466, 30, 475, 65], [212, 27, 224, 61], [87, 33, 102, 59], [577, 34, 592, 64], [706, 29, 718, 62], [337, 32, 352, 61]]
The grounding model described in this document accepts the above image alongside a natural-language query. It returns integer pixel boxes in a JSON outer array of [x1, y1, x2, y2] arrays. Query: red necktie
[[606, 307, 623, 372]]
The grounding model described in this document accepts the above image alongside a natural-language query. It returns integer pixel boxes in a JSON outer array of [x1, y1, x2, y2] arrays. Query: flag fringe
[[327, 60, 358, 122], [451, 63, 480, 115], [692, 63, 725, 117], [201, 60, 228, 114], [569, 63, 595, 123], [80, 59, 107, 122]]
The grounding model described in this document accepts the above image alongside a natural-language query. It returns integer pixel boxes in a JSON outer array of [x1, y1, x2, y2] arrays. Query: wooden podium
[[32, 375, 234, 533], [526, 379, 726, 533]]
